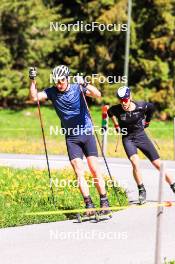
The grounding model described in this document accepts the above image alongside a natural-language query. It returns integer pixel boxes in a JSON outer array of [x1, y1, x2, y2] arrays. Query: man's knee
[[90, 166, 99, 176], [87, 156, 100, 176], [71, 158, 84, 175], [130, 154, 139, 169], [152, 158, 161, 170]]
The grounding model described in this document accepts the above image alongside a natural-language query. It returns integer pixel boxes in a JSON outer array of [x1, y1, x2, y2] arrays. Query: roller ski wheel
[[76, 213, 83, 223], [139, 188, 146, 205], [76, 212, 99, 223], [76, 201, 98, 223], [98, 210, 112, 221]]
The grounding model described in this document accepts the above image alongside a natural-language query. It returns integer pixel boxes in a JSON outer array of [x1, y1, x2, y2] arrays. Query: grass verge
[[0, 166, 128, 228], [0, 106, 174, 159]]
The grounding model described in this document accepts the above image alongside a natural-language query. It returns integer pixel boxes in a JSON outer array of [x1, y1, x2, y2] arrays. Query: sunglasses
[[120, 98, 130, 103]]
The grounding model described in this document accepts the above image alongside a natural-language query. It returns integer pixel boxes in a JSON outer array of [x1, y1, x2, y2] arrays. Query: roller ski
[[76, 201, 99, 223], [98, 196, 112, 221], [138, 185, 146, 205]]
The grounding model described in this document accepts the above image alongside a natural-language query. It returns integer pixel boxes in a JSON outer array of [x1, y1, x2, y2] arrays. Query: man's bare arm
[[29, 80, 47, 102], [85, 84, 101, 98], [110, 115, 119, 126]]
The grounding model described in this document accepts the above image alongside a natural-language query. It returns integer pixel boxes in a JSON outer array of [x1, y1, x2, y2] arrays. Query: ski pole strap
[[115, 124, 120, 129], [115, 124, 120, 132]]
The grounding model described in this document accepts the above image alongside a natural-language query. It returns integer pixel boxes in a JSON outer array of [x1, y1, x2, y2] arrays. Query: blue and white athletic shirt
[[44, 84, 93, 136]]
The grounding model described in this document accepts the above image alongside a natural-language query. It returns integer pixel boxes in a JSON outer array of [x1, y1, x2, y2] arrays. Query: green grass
[[0, 166, 127, 228], [164, 260, 175, 264], [0, 106, 174, 159]]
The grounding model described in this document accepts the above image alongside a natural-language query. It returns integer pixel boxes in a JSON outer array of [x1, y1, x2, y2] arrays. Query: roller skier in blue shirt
[[29, 65, 111, 218]]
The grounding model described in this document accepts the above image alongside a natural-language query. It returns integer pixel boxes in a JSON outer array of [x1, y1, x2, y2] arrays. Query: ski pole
[[31, 68, 56, 208], [146, 128, 160, 150], [115, 133, 120, 153], [79, 85, 122, 206]]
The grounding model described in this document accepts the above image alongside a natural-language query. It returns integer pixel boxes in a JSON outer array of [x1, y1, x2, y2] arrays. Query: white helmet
[[52, 65, 70, 83], [116, 86, 131, 99]]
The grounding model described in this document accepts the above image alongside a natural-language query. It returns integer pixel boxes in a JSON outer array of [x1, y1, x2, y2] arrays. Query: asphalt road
[[0, 154, 175, 264]]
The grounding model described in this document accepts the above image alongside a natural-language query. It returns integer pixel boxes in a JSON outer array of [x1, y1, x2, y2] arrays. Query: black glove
[[144, 121, 149, 128], [115, 124, 120, 133], [29, 67, 37, 80]]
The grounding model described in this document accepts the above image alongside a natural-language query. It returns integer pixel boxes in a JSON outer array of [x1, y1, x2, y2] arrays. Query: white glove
[[29, 67, 37, 80]]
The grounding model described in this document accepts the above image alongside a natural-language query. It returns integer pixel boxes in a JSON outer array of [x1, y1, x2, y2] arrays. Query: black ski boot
[[85, 201, 96, 217], [99, 195, 112, 219], [76, 197, 98, 223], [170, 183, 175, 193], [138, 184, 146, 205], [84, 196, 96, 217]]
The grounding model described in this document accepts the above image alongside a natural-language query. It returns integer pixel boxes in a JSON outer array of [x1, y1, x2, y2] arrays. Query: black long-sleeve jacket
[[107, 101, 155, 135]]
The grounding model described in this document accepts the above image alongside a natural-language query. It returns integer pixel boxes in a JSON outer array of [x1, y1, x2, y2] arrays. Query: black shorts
[[122, 131, 160, 161], [65, 134, 98, 161]]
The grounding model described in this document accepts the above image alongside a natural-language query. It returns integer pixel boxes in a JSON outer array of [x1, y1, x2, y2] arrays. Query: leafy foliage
[[0, 0, 174, 118]]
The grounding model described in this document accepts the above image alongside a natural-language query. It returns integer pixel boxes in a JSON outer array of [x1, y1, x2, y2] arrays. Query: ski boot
[[77, 201, 98, 223], [99, 196, 112, 220], [170, 183, 175, 193], [138, 184, 146, 205]]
